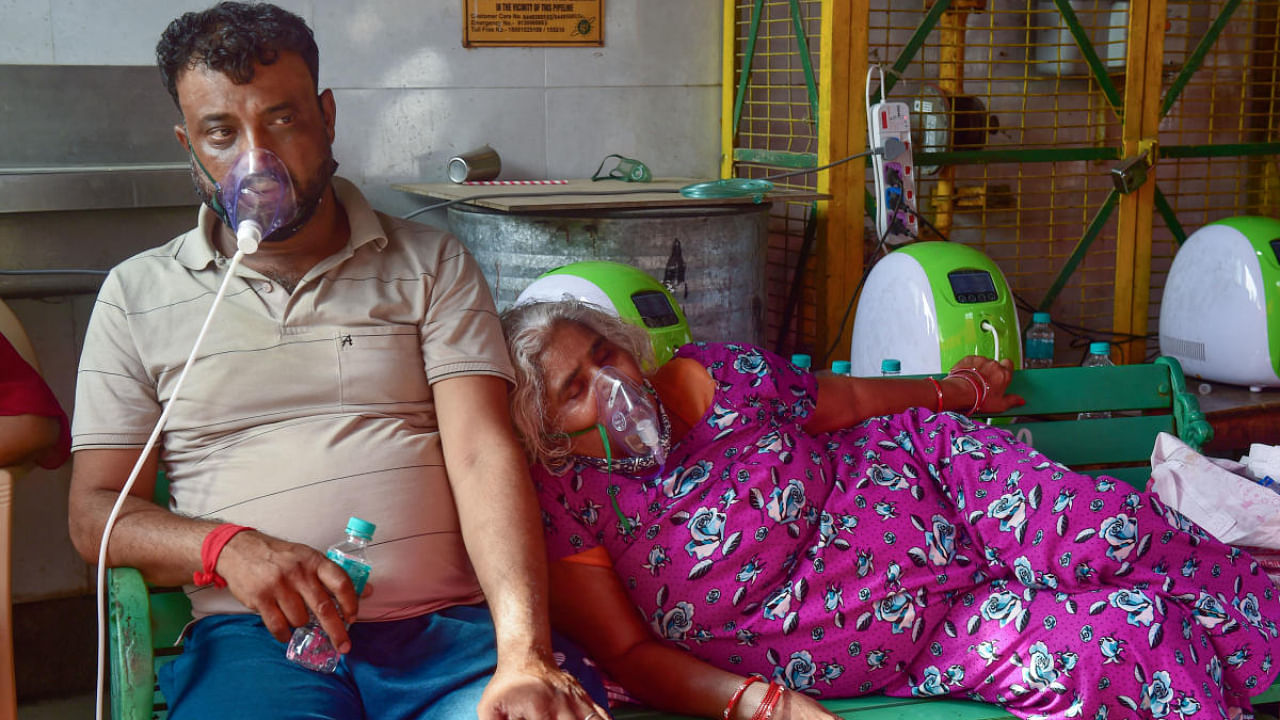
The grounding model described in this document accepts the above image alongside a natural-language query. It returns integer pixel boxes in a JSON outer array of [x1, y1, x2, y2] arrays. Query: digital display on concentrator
[[1271, 238, 1280, 265], [631, 290, 679, 328], [947, 270, 999, 304]]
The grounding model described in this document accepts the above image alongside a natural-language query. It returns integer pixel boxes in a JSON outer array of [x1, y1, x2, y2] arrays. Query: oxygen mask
[[592, 366, 666, 470], [218, 148, 299, 255]]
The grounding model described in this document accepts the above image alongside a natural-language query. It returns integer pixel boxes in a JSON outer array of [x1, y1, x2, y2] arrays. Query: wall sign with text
[[463, 1, 603, 47]]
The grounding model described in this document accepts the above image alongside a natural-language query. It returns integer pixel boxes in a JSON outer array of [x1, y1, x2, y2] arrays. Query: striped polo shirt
[[73, 178, 513, 621]]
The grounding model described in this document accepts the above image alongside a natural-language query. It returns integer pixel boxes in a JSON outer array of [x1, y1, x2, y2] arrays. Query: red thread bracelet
[[192, 523, 253, 588], [723, 676, 764, 719], [926, 377, 944, 413], [750, 683, 784, 720]]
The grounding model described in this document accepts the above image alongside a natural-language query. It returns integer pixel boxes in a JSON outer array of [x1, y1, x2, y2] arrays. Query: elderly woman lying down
[[500, 299, 1280, 720]]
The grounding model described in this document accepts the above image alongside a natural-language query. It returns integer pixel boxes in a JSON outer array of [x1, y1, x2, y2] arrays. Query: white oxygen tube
[[980, 319, 1000, 362], [93, 243, 253, 720]]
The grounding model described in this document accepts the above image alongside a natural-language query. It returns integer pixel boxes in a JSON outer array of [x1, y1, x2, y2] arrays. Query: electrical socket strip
[[868, 101, 918, 246]]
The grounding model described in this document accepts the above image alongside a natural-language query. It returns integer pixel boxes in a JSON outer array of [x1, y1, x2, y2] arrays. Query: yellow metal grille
[[727, 0, 824, 357], [868, 0, 1133, 361], [726, 0, 1279, 364]]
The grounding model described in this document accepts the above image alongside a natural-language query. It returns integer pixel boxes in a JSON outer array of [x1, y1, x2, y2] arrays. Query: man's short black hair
[[156, 1, 320, 108]]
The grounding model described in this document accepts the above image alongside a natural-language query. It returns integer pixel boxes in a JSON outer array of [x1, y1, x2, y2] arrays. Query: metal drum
[[449, 204, 769, 344]]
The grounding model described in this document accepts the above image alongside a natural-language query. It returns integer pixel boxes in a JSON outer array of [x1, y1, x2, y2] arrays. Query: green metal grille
[[727, 0, 824, 357]]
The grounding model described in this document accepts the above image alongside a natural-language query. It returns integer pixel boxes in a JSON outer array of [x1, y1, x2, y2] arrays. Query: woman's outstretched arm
[[549, 556, 840, 720], [803, 355, 1024, 433]]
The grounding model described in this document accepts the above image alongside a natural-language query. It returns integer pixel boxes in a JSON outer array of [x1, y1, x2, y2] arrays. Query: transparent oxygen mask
[[218, 148, 298, 254], [592, 366, 666, 469]]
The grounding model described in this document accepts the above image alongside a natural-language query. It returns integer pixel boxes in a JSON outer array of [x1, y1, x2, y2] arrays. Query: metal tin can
[[447, 145, 501, 183]]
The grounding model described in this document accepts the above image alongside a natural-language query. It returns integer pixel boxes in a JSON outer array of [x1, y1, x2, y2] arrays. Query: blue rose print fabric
[[532, 343, 1280, 719]]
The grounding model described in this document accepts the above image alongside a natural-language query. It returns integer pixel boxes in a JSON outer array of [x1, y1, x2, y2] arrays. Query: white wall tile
[[545, 86, 721, 179], [0, 0, 54, 64], [546, 0, 722, 87], [47, 0, 314, 65], [315, 1, 547, 89], [332, 87, 549, 214]]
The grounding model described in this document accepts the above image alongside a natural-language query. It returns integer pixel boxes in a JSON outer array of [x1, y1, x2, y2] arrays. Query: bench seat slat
[[1001, 415, 1176, 467]]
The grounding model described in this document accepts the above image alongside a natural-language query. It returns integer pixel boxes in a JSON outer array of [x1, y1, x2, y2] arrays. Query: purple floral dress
[[533, 343, 1280, 719]]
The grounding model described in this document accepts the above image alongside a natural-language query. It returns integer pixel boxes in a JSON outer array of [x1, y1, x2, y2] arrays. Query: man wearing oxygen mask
[[66, 3, 609, 719]]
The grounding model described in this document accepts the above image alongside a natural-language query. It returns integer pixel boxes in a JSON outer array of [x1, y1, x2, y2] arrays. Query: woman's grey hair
[[501, 298, 656, 469]]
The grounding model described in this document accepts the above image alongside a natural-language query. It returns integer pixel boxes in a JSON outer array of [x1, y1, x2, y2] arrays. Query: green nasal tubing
[[567, 423, 631, 533]]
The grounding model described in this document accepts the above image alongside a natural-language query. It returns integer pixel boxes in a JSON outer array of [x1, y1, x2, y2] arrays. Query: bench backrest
[[978, 356, 1211, 489]]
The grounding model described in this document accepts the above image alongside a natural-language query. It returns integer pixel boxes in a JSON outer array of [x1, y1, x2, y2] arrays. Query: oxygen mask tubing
[[92, 146, 298, 719]]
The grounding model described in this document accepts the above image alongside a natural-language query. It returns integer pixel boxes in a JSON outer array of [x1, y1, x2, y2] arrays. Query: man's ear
[[174, 124, 191, 152], [319, 89, 336, 143]]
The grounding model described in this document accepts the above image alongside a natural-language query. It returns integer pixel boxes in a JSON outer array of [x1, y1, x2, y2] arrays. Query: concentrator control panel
[[631, 290, 681, 328], [947, 270, 999, 304]]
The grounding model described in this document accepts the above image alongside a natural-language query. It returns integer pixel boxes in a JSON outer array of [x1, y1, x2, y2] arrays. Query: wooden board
[[392, 177, 826, 213]]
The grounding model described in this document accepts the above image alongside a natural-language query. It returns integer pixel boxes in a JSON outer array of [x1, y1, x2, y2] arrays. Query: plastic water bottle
[[1077, 342, 1114, 420], [285, 516, 376, 673], [816, 360, 851, 378], [881, 358, 901, 376], [791, 353, 812, 372], [1024, 312, 1055, 369]]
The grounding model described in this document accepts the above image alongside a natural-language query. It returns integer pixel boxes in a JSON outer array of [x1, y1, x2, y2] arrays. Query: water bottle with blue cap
[[1077, 342, 1115, 420], [285, 516, 376, 672]]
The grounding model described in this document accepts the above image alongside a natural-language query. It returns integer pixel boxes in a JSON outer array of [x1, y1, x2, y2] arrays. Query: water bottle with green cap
[[881, 358, 901, 376], [791, 353, 812, 372], [285, 516, 376, 672]]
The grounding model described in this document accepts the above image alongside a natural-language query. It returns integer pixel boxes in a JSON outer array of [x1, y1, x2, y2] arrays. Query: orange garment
[[561, 544, 613, 568], [649, 357, 715, 441]]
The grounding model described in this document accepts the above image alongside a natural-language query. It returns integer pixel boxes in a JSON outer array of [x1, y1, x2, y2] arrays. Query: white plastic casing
[[849, 252, 940, 376], [869, 101, 918, 246], [1159, 224, 1280, 388], [515, 274, 618, 314]]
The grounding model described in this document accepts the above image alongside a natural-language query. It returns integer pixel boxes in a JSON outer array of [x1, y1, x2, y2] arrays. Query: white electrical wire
[[93, 246, 249, 720], [981, 319, 1000, 361]]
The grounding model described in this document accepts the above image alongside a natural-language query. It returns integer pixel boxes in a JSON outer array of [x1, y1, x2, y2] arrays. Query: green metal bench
[[106, 357, 1280, 719]]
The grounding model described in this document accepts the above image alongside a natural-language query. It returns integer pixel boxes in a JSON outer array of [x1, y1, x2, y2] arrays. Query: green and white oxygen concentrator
[[850, 242, 1022, 376], [1159, 216, 1280, 390], [515, 260, 693, 366]]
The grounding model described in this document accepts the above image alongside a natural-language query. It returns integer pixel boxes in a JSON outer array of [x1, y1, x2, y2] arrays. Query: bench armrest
[[107, 567, 155, 720]]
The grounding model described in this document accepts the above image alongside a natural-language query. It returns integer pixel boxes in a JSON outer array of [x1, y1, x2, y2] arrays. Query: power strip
[[868, 101, 918, 246]]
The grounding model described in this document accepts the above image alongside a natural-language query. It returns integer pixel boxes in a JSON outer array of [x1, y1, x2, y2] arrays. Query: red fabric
[[0, 333, 70, 468], [193, 524, 254, 588]]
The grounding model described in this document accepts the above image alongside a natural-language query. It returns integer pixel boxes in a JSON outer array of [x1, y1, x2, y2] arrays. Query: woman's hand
[[949, 355, 1025, 414]]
